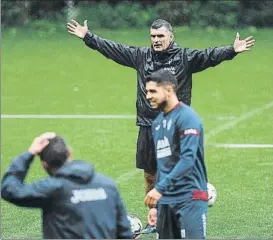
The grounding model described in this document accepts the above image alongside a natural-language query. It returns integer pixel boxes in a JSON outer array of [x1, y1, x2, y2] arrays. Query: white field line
[[116, 101, 273, 183], [115, 169, 142, 184], [215, 116, 236, 120], [2, 102, 272, 121], [206, 101, 273, 141], [1, 114, 135, 119], [115, 142, 273, 184], [2, 101, 273, 183], [1, 114, 235, 120], [209, 143, 273, 148]]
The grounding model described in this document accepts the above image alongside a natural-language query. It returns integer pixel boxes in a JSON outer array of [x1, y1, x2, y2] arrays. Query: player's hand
[[144, 188, 162, 208], [28, 132, 56, 155], [67, 19, 88, 39], [147, 208, 157, 226], [233, 32, 255, 53]]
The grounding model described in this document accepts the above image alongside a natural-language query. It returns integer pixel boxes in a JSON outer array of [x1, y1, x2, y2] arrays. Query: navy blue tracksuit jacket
[[1, 152, 132, 239], [152, 102, 208, 204]]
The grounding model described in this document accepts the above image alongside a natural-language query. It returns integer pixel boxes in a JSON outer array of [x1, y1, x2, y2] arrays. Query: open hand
[[233, 32, 255, 53], [28, 132, 56, 155], [67, 19, 88, 39]]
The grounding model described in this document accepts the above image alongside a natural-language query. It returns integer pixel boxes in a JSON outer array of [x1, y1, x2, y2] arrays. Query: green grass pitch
[[1, 26, 273, 239]]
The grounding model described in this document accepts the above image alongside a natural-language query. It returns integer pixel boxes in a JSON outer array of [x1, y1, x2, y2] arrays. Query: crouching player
[[144, 70, 208, 239]]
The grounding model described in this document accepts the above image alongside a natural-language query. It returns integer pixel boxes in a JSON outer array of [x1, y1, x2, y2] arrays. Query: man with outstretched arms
[[67, 18, 254, 233]]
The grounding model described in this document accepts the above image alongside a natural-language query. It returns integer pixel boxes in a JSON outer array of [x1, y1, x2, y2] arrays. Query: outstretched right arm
[[1, 132, 61, 208], [67, 19, 143, 69], [1, 152, 61, 208]]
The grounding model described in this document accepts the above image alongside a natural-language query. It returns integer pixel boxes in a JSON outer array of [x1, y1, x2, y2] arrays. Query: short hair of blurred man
[[150, 19, 173, 33]]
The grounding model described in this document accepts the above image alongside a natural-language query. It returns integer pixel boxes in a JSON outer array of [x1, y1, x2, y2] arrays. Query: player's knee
[[183, 221, 206, 239]]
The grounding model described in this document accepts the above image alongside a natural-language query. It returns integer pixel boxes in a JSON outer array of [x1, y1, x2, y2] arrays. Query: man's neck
[[49, 159, 72, 175], [163, 96, 179, 114]]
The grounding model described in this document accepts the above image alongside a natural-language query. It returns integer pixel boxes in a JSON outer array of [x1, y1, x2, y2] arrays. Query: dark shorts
[[136, 126, 157, 173], [157, 201, 208, 239]]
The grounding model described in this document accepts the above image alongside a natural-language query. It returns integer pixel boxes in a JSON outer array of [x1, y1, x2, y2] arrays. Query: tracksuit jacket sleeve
[[116, 190, 133, 239], [155, 123, 201, 194], [1, 152, 61, 208], [83, 31, 142, 69], [186, 45, 237, 73]]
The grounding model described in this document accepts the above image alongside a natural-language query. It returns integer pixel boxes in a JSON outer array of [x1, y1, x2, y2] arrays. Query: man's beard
[[158, 100, 167, 111]]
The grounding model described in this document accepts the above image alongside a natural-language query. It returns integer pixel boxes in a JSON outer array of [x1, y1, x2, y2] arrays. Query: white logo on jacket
[[163, 119, 167, 128], [70, 188, 108, 204], [183, 128, 199, 135], [156, 136, 172, 158], [167, 119, 172, 130], [163, 66, 175, 74]]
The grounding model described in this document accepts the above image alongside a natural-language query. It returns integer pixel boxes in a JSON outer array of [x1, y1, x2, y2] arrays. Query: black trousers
[[136, 126, 157, 173]]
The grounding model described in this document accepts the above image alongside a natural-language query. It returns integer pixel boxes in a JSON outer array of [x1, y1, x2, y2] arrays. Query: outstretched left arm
[[186, 32, 255, 73]]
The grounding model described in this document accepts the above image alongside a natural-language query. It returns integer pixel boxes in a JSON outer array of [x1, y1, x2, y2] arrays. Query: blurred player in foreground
[[144, 70, 208, 239], [67, 18, 255, 233], [1, 132, 132, 239]]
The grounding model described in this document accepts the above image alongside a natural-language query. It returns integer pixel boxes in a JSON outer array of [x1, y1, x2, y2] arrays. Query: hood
[[55, 160, 95, 183], [152, 41, 181, 62]]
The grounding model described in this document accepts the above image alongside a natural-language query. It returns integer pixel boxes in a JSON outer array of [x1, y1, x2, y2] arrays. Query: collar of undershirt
[[163, 101, 182, 116], [152, 41, 180, 62]]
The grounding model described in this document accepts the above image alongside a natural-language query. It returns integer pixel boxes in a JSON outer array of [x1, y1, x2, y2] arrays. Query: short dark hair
[[150, 19, 173, 33], [39, 136, 69, 168], [146, 69, 177, 91]]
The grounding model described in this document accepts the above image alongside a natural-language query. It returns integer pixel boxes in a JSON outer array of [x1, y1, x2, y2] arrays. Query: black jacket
[[1, 152, 132, 239], [83, 32, 237, 126]]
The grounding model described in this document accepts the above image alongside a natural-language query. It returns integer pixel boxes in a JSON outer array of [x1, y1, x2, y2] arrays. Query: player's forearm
[[155, 133, 199, 194], [188, 45, 237, 73], [2, 151, 34, 180], [155, 158, 194, 194], [1, 152, 34, 202], [210, 45, 237, 61], [82, 31, 96, 49]]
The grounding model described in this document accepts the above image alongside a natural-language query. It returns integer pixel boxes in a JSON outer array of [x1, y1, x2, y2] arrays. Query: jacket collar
[[152, 41, 181, 62]]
